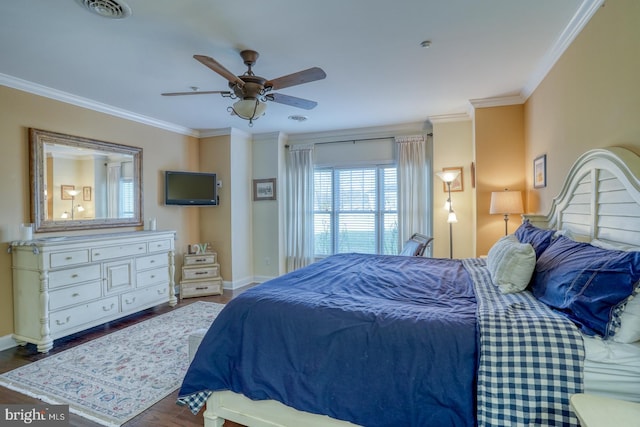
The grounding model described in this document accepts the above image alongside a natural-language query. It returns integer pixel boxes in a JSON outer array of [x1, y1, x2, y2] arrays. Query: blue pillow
[[514, 221, 556, 258], [531, 235, 640, 338]]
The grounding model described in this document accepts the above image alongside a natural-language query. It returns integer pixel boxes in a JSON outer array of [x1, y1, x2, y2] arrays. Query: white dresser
[[10, 231, 177, 352]]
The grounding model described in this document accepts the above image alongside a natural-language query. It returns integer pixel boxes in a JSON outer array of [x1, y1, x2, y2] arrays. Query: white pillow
[[487, 235, 536, 294], [591, 239, 640, 252], [613, 293, 640, 343]]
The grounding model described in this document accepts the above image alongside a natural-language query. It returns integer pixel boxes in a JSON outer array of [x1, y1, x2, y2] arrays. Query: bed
[[178, 147, 640, 427]]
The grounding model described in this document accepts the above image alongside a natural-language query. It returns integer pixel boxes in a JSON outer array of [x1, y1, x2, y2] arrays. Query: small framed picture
[[534, 154, 547, 188], [61, 185, 75, 200], [83, 186, 92, 201], [253, 178, 276, 201], [442, 167, 464, 192]]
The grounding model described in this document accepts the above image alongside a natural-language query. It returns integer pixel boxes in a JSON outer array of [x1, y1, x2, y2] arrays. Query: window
[[314, 165, 397, 256], [120, 179, 134, 218]]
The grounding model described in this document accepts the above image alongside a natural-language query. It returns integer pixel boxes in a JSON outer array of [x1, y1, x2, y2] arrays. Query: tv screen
[[165, 171, 218, 206]]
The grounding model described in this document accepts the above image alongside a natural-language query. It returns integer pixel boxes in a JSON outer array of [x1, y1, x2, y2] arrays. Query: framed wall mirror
[[29, 128, 143, 232]]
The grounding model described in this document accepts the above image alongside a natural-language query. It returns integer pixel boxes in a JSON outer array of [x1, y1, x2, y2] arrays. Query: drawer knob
[[125, 297, 136, 305], [72, 293, 80, 297], [71, 274, 79, 278], [150, 275, 155, 279], [103, 303, 115, 312], [65, 256, 72, 260], [94, 252, 100, 256], [150, 260, 155, 264]]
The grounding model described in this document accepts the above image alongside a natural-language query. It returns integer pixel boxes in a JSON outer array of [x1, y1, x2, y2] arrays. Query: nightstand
[[570, 393, 640, 427], [180, 252, 223, 299]]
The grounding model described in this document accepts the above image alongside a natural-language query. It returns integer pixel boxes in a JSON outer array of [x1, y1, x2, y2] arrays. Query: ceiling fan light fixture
[[230, 99, 267, 126]]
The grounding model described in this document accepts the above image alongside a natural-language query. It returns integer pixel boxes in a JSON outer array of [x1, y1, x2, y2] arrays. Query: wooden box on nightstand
[[180, 252, 223, 299]]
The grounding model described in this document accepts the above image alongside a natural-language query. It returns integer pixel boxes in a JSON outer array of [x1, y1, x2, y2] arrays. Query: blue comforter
[[179, 253, 478, 427]]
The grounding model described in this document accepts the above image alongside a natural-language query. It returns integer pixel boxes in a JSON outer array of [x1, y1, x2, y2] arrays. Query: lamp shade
[[232, 99, 267, 120], [490, 190, 524, 214], [436, 170, 460, 183]]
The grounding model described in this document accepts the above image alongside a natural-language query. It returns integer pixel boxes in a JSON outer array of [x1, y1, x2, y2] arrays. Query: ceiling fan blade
[[266, 93, 318, 110], [194, 54, 245, 87], [266, 67, 326, 90], [161, 90, 231, 96]]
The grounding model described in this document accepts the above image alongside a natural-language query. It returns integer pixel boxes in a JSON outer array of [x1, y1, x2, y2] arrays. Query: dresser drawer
[[50, 296, 119, 335], [182, 264, 219, 280], [48, 264, 101, 289], [184, 253, 217, 266], [137, 266, 168, 287], [91, 243, 146, 261], [180, 278, 223, 298], [137, 253, 168, 270], [121, 283, 169, 312], [50, 250, 90, 268], [49, 281, 102, 310], [148, 239, 172, 253]]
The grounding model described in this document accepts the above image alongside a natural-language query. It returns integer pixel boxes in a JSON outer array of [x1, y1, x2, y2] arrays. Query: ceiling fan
[[162, 50, 326, 126]]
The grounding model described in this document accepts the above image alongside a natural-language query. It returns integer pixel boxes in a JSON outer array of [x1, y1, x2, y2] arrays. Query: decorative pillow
[[514, 221, 556, 258], [531, 235, 640, 338], [591, 239, 640, 252], [486, 235, 536, 294], [590, 240, 640, 343], [614, 294, 640, 343]]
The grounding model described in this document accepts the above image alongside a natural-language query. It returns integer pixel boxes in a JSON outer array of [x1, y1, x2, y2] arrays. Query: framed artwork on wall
[[83, 186, 92, 201], [534, 154, 547, 188], [442, 167, 464, 192], [253, 178, 277, 201]]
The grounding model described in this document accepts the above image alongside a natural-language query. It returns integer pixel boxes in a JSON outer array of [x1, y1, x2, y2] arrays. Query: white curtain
[[396, 135, 430, 249], [285, 144, 315, 272], [106, 162, 121, 218]]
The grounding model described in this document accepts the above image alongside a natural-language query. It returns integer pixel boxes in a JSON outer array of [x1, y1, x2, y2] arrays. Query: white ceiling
[[0, 0, 601, 136]]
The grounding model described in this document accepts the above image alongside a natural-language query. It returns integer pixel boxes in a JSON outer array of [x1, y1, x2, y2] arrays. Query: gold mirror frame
[[29, 128, 143, 232]]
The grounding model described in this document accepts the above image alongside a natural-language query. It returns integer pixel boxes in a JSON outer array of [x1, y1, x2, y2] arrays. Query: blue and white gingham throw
[[464, 258, 585, 427]]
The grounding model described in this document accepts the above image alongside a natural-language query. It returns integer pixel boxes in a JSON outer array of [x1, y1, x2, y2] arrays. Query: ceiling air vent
[[77, 0, 132, 19]]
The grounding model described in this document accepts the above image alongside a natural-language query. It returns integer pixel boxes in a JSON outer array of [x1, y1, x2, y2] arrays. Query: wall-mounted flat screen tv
[[165, 171, 218, 206]]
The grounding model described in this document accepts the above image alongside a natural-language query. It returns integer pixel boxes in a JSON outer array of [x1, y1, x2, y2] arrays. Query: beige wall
[[0, 85, 200, 337], [524, 0, 640, 213], [432, 120, 475, 259], [199, 134, 232, 283], [474, 105, 525, 255]]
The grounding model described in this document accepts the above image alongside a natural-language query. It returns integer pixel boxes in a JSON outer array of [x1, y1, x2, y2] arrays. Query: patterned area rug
[[0, 301, 224, 427]]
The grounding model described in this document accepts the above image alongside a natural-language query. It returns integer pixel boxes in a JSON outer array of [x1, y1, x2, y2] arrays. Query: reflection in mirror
[[30, 128, 143, 232]]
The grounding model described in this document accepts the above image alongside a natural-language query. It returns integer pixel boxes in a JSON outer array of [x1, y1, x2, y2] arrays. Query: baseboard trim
[[0, 334, 17, 351]]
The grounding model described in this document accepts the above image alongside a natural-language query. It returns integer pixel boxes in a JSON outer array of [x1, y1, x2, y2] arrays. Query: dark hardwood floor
[[0, 287, 255, 427]]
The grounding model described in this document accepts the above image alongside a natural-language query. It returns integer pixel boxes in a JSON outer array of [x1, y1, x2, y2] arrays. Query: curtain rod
[[285, 132, 432, 148]]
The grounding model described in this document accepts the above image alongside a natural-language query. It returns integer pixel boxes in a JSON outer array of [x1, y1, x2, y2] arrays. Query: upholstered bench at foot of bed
[[189, 328, 207, 363]]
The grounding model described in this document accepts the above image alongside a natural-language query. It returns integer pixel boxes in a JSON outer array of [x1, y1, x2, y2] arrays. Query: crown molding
[[428, 112, 471, 123], [0, 73, 199, 137], [469, 95, 526, 109], [521, 0, 604, 99]]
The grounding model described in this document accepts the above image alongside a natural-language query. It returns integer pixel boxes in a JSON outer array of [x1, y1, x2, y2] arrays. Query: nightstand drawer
[[184, 253, 217, 266], [180, 278, 223, 298], [182, 264, 219, 280]]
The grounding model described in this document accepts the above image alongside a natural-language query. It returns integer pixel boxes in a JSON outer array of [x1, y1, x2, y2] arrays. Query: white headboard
[[523, 147, 640, 247]]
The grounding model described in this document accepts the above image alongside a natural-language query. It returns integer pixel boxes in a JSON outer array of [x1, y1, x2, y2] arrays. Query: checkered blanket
[[464, 258, 584, 427]]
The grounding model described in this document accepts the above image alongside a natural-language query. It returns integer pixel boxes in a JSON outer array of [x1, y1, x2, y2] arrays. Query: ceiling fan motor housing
[[232, 75, 267, 100]]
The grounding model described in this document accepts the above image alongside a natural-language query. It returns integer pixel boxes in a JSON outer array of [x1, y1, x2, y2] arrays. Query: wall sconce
[[490, 189, 524, 235], [436, 170, 460, 259]]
